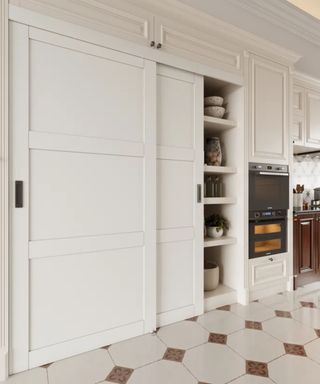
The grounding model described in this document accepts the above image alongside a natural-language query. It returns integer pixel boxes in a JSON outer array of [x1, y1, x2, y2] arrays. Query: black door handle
[[15, 181, 23, 208]]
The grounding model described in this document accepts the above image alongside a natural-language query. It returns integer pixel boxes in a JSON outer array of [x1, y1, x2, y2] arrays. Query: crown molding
[[229, 0, 320, 48], [292, 71, 320, 88], [0, 0, 9, 381]]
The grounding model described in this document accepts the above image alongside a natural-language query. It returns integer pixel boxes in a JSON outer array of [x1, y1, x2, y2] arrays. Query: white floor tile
[[157, 320, 209, 350], [227, 329, 285, 362], [263, 317, 316, 345], [108, 334, 166, 369], [269, 354, 320, 384], [184, 342, 245, 384], [230, 374, 274, 384], [197, 309, 245, 334], [292, 307, 320, 329], [128, 360, 197, 384], [230, 302, 275, 322], [305, 337, 320, 364], [47, 349, 114, 384], [3, 368, 47, 384]]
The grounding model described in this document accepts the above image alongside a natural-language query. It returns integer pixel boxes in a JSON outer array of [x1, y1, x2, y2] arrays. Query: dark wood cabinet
[[294, 212, 320, 288]]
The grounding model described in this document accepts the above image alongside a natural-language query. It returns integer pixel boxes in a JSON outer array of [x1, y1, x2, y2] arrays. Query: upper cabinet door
[[154, 16, 242, 74], [306, 90, 320, 147], [248, 54, 289, 164]]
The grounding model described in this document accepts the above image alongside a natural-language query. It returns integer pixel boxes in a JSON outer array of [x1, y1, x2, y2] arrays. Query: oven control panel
[[249, 163, 288, 173], [250, 210, 287, 220]]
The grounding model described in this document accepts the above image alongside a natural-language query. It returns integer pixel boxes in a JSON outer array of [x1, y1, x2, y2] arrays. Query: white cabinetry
[[248, 54, 289, 164], [156, 65, 203, 326], [306, 90, 320, 147], [292, 75, 320, 152], [249, 254, 288, 300]]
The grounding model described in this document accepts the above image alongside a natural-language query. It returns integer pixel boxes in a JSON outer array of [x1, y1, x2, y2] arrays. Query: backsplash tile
[[293, 156, 320, 199]]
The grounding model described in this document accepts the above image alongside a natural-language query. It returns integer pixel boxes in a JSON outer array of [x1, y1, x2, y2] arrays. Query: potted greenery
[[205, 213, 229, 238]]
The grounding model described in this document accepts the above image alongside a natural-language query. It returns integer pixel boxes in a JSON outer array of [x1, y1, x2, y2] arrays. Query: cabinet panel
[[156, 64, 203, 326], [249, 254, 287, 288], [293, 85, 305, 116], [155, 16, 241, 73], [292, 116, 304, 145], [306, 91, 320, 147], [249, 55, 288, 163]]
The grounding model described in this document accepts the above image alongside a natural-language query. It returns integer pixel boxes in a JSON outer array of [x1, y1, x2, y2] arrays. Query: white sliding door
[[156, 65, 203, 326], [10, 21, 156, 373]]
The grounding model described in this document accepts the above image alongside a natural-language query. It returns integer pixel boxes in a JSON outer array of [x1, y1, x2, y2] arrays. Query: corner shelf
[[204, 284, 237, 312], [204, 165, 237, 174], [204, 115, 237, 134], [204, 197, 236, 205], [204, 236, 236, 248]]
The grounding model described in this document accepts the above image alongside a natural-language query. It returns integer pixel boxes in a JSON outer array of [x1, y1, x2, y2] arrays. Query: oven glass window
[[254, 239, 281, 253], [254, 223, 281, 235]]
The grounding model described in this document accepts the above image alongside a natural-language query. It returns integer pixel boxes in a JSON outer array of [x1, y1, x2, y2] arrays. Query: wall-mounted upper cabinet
[[248, 54, 289, 164], [292, 75, 320, 151], [154, 16, 242, 74]]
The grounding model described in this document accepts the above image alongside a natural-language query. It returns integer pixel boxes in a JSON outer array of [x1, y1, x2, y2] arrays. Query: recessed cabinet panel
[[292, 116, 304, 145], [157, 66, 195, 149], [30, 150, 143, 240], [306, 91, 320, 147], [157, 241, 194, 314], [30, 38, 144, 142], [293, 86, 305, 116], [249, 55, 288, 163], [30, 247, 144, 350], [155, 16, 241, 73], [157, 159, 193, 230]]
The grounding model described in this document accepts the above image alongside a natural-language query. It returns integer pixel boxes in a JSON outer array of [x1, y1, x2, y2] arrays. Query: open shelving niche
[[203, 76, 245, 311]]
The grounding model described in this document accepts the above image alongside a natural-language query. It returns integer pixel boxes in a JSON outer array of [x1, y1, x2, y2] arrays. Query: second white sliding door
[[156, 65, 203, 326]]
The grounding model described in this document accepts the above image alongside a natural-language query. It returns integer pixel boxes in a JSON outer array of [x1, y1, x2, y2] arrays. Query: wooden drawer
[[249, 254, 287, 288]]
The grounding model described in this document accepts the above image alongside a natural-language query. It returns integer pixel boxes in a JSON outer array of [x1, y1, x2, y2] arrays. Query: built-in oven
[[249, 163, 289, 211], [249, 210, 287, 259], [249, 163, 289, 259]]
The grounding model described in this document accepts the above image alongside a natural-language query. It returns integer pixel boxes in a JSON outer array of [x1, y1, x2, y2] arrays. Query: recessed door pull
[[15, 180, 23, 208]]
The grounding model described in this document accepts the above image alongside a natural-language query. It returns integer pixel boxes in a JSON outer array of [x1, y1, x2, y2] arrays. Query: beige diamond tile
[[197, 308, 245, 334], [263, 316, 316, 345], [184, 342, 245, 384], [2, 368, 47, 384], [157, 320, 209, 350], [269, 354, 320, 384], [48, 349, 114, 384], [128, 360, 197, 384], [228, 329, 284, 362], [108, 334, 166, 369], [305, 337, 320, 364], [230, 302, 275, 322], [292, 307, 320, 329]]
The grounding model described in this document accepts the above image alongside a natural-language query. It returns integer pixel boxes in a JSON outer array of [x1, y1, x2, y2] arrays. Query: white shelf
[[204, 115, 236, 133], [204, 284, 237, 312], [204, 236, 236, 248], [204, 197, 236, 205], [204, 165, 237, 174]]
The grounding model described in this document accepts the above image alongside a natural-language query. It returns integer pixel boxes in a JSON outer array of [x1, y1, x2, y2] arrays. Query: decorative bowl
[[204, 96, 224, 107], [204, 106, 225, 118]]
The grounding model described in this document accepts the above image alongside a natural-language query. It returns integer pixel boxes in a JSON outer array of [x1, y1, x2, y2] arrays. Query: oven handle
[[258, 172, 289, 176]]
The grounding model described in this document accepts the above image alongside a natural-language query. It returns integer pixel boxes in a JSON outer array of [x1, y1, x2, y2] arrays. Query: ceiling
[[179, 0, 320, 79], [287, 0, 320, 20]]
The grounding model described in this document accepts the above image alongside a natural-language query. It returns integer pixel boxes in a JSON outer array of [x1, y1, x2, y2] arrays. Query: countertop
[[293, 209, 320, 215]]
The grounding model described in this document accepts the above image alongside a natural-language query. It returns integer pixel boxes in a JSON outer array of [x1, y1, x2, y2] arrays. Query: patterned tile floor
[[4, 282, 320, 384]]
